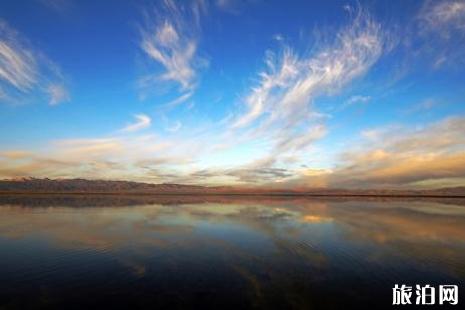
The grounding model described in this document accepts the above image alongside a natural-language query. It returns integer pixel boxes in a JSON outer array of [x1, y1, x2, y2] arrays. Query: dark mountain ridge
[[1, 178, 464, 197]]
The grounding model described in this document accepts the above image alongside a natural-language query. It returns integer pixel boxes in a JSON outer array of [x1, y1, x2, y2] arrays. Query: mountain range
[[1, 178, 464, 197]]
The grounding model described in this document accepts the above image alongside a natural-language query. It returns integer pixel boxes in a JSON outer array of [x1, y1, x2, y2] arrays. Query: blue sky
[[0, 0, 464, 189]]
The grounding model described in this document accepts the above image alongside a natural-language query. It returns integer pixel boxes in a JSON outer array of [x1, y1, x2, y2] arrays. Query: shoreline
[[1, 191, 465, 198]]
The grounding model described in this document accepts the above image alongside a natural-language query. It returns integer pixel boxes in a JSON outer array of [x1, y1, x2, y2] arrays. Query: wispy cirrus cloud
[[138, 0, 207, 100], [163, 91, 194, 109], [0, 19, 69, 105], [402, 98, 440, 115], [224, 8, 387, 175], [415, 0, 465, 68], [419, 0, 465, 36], [166, 120, 182, 133], [120, 114, 152, 133], [47, 83, 70, 105], [0, 24, 37, 93], [233, 9, 384, 130], [342, 95, 371, 109]]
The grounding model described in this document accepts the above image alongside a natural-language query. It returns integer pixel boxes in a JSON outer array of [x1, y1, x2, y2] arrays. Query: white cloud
[[229, 8, 385, 165], [141, 23, 196, 90], [166, 120, 182, 133], [164, 91, 193, 109], [232, 49, 299, 128], [347, 95, 371, 105], [120, 114, 152, 133], [402, 98, 439, 115], [0, 19, 68, 105], [420, 0, 465, 35], [273, 33, 284, 42], [47, 83, 69, 105], [234, 9, 384, 128], [139, 0, 207, 97], [0, 23, 37, 92], [342, 95, 371, 109], [415, 0, 465, 69]]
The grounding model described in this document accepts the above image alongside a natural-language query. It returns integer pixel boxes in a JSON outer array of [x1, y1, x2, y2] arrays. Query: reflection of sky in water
[[0, 198, 464, 309]]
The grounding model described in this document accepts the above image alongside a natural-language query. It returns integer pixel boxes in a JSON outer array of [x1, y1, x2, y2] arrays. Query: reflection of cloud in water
[[320, 201, 465, 277], [0, 205, 194, 251], [0, 197, 464, 281]]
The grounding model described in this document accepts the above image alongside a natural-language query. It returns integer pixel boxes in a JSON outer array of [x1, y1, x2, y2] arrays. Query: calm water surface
[[0, 196, 464, 309]]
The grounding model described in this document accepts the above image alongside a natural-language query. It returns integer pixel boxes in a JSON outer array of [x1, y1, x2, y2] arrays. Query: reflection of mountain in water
[[1, 194, 465, 208]]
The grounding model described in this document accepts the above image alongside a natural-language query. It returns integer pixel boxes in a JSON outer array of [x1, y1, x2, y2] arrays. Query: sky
[[0, 0, 464, 189]]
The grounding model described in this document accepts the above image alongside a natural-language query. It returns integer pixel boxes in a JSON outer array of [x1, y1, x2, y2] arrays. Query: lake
[[0, 195, 464, 309]]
